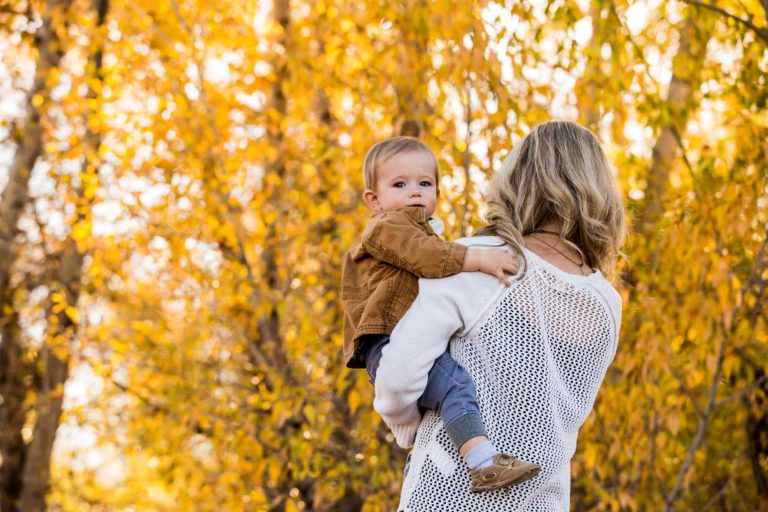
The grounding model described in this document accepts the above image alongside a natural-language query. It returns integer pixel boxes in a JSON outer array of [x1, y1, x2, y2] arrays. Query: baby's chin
[[407, 203, 434, 211], [386, 203, 436, 217]]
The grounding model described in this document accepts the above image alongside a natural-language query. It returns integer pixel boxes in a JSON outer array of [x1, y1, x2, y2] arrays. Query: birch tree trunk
[[0, 309, 26, 511], [641, 14, 710, 228], [395, 0, 432, 137], [18, 287, 72, 512], [259, 0, 290, 388], [0, 0, 74, 310], [0, 1, 74, 510], [314, 85, 368, 511], [15, 1, 109, 509], [263, 3, 298, 509], [576, 2, 602, 131]]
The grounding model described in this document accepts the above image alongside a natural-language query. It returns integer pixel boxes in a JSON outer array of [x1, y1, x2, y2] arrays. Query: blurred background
[[0, 0, 766, 510]]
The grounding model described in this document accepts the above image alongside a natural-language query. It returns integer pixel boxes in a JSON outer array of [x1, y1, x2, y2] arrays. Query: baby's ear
[[363, 189, 379, 210]]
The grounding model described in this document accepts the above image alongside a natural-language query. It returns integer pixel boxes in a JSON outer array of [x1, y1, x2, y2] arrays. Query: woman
[[373, 120, 626, 510]]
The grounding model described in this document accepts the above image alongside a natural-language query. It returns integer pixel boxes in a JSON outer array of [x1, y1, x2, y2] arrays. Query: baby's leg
[[363, 334, 390, 384], [416, 350, 487, 450], [418, 350, 540, 492]]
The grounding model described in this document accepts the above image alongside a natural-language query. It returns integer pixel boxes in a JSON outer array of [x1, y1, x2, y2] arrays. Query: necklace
[[527, 232, 588, 275], [530, 229, 561, 237]]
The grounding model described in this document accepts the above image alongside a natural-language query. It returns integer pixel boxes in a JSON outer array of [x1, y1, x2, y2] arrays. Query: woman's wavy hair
[[477, 120, 626, 278]]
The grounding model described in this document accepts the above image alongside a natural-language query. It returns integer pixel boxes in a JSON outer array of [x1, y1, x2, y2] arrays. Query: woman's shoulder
[[426, 235, 510, 293], [521, 246, 622, 313], [414, 238, 514, 337], [589, 276, 623, 332], [454, 235, 506, 248]]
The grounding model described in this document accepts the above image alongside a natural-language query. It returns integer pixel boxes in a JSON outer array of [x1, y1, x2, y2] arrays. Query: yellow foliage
[[1, 0, 758, 511]]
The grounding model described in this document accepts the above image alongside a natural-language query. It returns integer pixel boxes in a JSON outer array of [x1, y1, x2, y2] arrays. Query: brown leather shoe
[[470, 453, 541, 493]]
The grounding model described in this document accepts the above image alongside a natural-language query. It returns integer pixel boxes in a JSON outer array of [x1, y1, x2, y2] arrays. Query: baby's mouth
[[408, 204, 425, 207]]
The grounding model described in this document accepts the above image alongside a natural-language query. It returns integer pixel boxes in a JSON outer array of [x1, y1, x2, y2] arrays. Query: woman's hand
[[463, 247, 519, 286]]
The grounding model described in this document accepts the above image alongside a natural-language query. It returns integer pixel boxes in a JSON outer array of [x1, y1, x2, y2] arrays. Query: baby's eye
[[420, 181, 433, 187], [393, 182, 406, 188]]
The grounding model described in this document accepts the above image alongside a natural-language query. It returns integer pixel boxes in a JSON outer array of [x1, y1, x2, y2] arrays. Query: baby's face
[[365, 150, 439, 217]]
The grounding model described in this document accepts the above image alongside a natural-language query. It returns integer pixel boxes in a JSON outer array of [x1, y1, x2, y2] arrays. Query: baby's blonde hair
[[479, 121, 626, 278], [363, 136, 438, 191]]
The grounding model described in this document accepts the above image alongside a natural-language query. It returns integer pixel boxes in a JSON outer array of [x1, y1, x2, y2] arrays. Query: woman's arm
[[373, 259, 508, 448]]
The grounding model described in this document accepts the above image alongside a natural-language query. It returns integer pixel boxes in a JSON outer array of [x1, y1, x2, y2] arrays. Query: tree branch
[[681, 0, 768, 44], [663, 331, 727, 510], [762, 0, 768, 26], [699, 477, 733, 512], [664, 233, 768, 509], [460, 77, 472, 238], [715, 374, 768, 408], [669, 365, 706, 418], [648, 410, 670, 500], [0, 6, 26, 17]]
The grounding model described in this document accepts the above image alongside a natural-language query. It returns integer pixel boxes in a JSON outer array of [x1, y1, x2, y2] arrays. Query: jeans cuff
[[445, 413, 488, 449]]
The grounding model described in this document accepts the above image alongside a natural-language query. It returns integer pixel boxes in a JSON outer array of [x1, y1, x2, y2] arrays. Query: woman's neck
[[525, 223, 589, 275], [536, 221, 562, 234]]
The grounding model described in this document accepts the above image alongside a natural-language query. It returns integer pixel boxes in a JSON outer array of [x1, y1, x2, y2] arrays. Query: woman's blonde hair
[[478, 120, 626, 278]]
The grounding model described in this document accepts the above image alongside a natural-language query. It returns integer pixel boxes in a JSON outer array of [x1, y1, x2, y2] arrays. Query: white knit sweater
[[373, 236, 622, 511]]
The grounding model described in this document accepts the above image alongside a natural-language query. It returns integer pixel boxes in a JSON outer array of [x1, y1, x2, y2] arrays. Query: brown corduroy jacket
[[341, 206, 468, 368]]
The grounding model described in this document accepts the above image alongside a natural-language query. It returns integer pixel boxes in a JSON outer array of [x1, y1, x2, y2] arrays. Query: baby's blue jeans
[[363, 334, 488, 449]]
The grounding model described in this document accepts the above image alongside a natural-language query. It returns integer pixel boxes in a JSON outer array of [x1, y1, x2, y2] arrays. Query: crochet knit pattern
[[394, 245, 622, 511]]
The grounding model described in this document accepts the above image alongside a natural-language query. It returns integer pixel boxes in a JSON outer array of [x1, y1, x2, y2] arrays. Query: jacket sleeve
[[361, 211, 467, 278]]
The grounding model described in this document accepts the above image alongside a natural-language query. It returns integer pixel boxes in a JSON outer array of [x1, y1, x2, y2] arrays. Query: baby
[[341, 136, 540, 492]]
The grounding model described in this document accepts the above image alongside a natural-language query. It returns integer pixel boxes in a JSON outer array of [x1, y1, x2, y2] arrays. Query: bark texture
[[0, 1, 75, 510], [1, 1, 108, 509], [0, 0, 75, 308], [641, 15, 710, 227], [0, 309, 26, 512], [576, 2, 602, 131]]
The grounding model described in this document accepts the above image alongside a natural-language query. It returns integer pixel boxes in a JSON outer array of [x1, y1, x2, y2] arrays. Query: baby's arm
[[362, 210, 518, 285], [463, 247, 519, 287], [362, 211, 467, 278]]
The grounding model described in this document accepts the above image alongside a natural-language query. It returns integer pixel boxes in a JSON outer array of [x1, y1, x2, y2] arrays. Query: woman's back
[[397, 241, 621, 512]]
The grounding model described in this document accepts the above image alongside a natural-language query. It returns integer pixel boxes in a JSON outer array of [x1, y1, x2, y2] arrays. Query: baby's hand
[[463, 247, 519, 286]]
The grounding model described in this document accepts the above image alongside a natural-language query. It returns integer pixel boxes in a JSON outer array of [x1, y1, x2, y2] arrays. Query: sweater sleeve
[[373, 266, 506, 448], [361, 211, 467, 278]]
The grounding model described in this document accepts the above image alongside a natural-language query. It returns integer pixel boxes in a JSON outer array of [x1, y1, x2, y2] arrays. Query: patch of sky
[[236, 90, 266, 111], [624, 2, 649, 35]]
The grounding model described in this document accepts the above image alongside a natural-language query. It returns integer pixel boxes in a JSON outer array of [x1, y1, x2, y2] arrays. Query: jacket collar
[[351, 206, 434, 261], [395, 205, 428, 223], [367, 205, 429, 223], [396, 207, 444, 235]]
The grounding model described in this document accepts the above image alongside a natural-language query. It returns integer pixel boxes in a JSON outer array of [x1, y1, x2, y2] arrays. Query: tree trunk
[[745, 368, 768, 498], [641, 14, 710, 228], [16, 1, 109, 508], [576, 2, 602, 131], [19, 236, 89, 510], [0, 308, 27, 512], [264, 2, 299, 507], [259, 0, 289, 375], [0, 1, 74, 510], [18, 299, 71, 512], [0, 0, 74, 313], [395, 1, 432, 137]]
